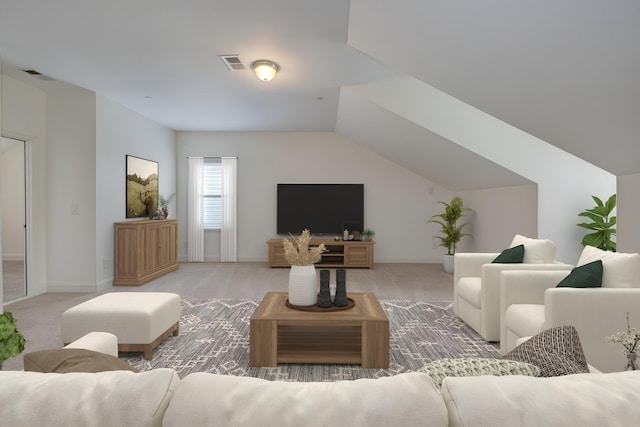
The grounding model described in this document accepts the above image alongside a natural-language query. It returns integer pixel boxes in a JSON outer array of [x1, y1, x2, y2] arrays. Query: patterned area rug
[[121, 298, 500, 381]]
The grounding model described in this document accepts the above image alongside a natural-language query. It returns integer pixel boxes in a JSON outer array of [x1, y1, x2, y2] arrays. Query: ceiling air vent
[[219, 55, 245, 71], [22, 69, 55, 81]]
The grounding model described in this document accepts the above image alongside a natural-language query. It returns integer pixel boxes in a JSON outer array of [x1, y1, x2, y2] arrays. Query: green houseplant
[[577, 194, 616, 251], [158, 192, 176, 219], [362, 228, 376, 241], [0, 311, 26, 368], [428, 196, 473, 272]]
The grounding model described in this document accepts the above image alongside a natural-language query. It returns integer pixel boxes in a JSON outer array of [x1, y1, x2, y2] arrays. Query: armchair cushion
[[510, 234, 556, 264], [556, 260, 603, 288], [577, 246, 640, 288], [504, 326, 589, 377], [492, 245, 524, 264]]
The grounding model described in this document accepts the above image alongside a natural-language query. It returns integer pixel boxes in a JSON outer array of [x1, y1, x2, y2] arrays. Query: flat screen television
[[277, 184, 364, 235]]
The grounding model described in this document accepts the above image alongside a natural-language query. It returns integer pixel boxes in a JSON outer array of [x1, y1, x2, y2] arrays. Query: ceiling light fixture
[[251, 60, 280, 82]]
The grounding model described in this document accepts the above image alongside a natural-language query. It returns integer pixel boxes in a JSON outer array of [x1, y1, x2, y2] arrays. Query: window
[[203, 158, 222, 229]]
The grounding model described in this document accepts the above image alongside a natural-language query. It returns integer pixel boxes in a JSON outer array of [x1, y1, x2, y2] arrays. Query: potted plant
[[158, 192, 176, 219], [362, 228, 376, 241], [577, 194, 616, 251], [427, 196, 473, 272], [0, 311, 26, 368]]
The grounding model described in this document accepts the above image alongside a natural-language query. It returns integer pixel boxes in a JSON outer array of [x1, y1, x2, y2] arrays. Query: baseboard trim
[[47, 282, 97, 293]]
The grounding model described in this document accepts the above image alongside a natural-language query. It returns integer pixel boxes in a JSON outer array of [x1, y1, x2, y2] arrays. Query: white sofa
[[1, 367, 639, 427], [453, 235, 572, 341], [500, 246, 640, 372]]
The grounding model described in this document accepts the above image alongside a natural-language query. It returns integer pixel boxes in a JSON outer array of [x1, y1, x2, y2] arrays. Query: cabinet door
[[157, 222, 176, 267], [345, 245, 370, 267], [115, 226, 141, 276]]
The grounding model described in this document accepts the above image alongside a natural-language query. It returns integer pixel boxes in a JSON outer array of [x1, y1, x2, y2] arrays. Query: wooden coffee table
[[250, 292, 389, 368]]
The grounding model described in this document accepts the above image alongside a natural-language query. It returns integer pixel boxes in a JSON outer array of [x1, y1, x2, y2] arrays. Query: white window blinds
[[203, 158, 222, 229]]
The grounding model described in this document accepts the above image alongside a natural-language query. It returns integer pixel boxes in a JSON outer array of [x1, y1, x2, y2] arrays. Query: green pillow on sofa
[[556, 260, 603, 288], [492, 245, 525, 263], [23, 348, 138, 373], [418, 357, 540, 387]]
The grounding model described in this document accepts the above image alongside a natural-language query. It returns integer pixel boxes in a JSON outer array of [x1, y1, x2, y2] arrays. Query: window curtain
[[220, 157, 238, 262], [187, 157, 205, 262]]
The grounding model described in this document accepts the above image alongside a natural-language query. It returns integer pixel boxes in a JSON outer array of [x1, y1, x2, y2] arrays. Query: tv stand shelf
[[267, 238, 374, 269]]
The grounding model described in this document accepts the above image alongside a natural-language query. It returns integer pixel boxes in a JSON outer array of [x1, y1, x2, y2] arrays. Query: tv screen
[[277, 184, 364, 235]]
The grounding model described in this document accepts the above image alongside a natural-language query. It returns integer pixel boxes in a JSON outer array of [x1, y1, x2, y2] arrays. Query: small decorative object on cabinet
[[113, 219, 178, 286], [362, 228, 375, 241]]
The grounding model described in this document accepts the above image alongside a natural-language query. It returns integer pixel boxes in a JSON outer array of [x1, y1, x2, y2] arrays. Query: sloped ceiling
[[0, 1, 637, 188]]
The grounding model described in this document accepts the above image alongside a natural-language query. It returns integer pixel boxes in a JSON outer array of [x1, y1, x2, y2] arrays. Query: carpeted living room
[[2, 1, 640, 426]]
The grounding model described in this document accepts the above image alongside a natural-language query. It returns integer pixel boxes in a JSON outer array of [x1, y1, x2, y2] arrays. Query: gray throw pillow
[[504, 325, 589, 377]]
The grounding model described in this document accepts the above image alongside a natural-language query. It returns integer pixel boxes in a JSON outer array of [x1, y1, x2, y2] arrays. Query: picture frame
[[126, 155, 158, 218]]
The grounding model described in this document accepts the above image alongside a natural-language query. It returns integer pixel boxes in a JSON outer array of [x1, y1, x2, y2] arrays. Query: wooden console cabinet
[[267, 238, 374, 269], [113, 219, 178, 286]]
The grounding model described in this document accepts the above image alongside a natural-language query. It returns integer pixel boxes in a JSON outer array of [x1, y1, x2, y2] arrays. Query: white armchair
[[501, 247, 640, 372], [453, 235, 572, 342]]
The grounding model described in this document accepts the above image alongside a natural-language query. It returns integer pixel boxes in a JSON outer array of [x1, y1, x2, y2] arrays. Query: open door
[[1, 136, 26, 302]]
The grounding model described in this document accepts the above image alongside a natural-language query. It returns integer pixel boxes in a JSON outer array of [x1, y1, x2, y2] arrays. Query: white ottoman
[[61, 292, 181, 360]]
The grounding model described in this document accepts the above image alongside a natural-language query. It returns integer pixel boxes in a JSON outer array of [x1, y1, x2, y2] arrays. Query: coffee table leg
[[250, 319, 278, 367], [361, 320, 389, 368]]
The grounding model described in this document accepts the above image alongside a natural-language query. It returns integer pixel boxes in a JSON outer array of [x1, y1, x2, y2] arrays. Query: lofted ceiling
[[0, 1, 637, 189]]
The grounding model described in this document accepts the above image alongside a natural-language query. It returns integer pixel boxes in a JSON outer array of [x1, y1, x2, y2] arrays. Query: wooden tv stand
[[267, 238, 374, 269]]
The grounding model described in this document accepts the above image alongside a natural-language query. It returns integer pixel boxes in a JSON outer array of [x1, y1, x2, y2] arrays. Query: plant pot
[[442, 254, 454, 273], [288, 265, 317, 306]]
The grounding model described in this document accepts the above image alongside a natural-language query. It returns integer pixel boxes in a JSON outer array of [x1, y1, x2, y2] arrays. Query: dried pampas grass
[[283, 229, 325, 266]]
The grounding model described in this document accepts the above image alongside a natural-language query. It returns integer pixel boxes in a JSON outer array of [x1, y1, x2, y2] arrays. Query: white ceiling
[[0, 1, 637, 188]]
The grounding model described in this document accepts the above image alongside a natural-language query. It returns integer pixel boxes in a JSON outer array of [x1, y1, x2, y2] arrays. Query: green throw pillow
[[556, 260, 603, 288], [492, 244, 524, 263], [418, 357, 540, 388]]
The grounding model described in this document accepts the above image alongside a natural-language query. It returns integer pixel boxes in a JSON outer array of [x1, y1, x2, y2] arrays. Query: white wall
[[347, 76, 616, 264], [96, 95, 176, 289], [45, 82, 97, 291], [460, 185, 538, 253], [617, 173, 640, 253], [1, 73, 47, 298], [178, 131, 468, 263]]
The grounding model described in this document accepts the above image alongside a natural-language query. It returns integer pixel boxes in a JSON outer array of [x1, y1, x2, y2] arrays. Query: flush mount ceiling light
[[251, 60, 280, 82]]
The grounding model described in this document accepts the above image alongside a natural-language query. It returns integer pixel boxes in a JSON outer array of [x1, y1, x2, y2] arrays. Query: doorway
[[1, 136, 27, 302]]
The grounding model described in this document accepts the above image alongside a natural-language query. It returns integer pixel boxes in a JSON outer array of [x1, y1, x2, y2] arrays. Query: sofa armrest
[[63, 331, 118, 357], [454, 253, 499, 281], [544, 288, 640, 373]]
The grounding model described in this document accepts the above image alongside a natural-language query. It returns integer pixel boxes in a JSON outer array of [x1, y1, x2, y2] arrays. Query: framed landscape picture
[[126, 155, 158, 218]]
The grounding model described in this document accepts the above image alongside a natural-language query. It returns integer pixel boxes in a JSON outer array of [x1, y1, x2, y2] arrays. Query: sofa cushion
[[492, 245, 524, 264], [0, 368, 179, 427], [510, 234, 556, 264], [556, 260, 603, 288], [441, 371, 640, 427], [23, 348, 138, 373], [418, 357, 539, 387], [504, 325, 589, 377], [504, 304, 545, 339], [164, 372, 448, 427], [577, 245, 640, 288]]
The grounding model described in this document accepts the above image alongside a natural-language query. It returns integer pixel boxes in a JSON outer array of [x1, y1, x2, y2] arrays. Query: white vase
[[443, 254, 454, 273], [288, 265, 317, 306]]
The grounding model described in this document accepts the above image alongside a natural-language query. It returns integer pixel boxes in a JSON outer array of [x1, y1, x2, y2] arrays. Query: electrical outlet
[[71, 204, 79, 215]]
